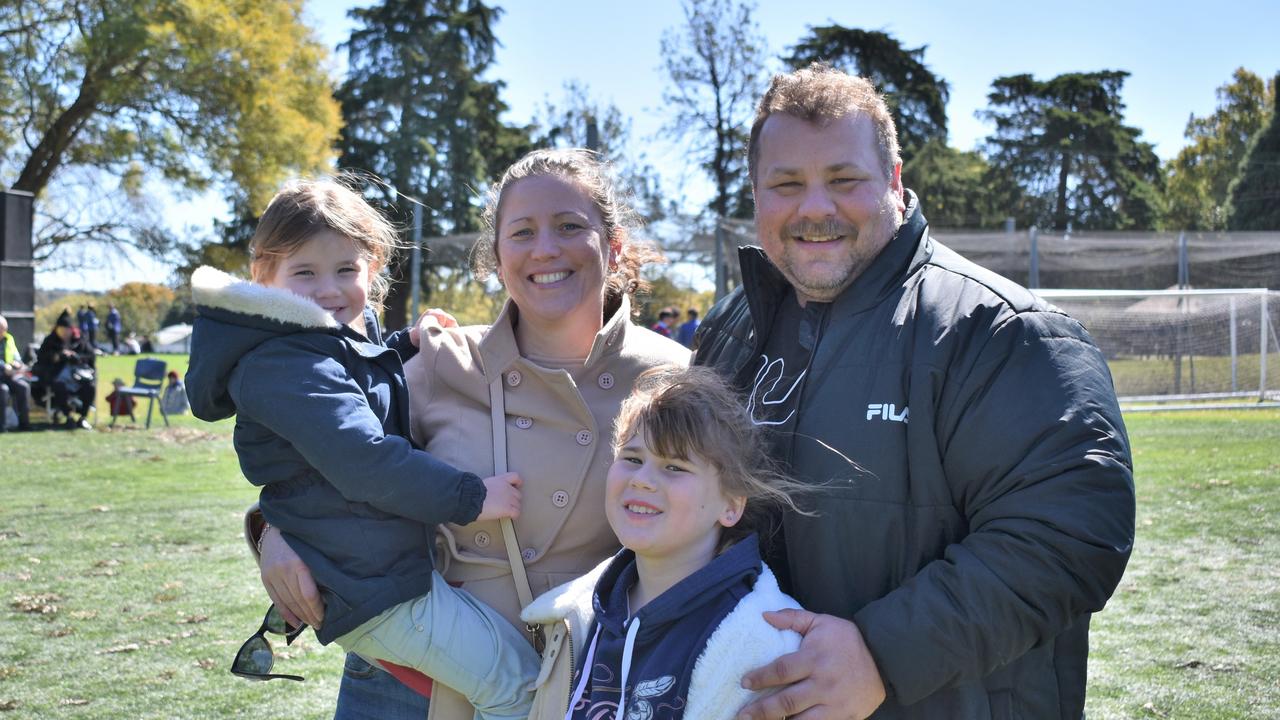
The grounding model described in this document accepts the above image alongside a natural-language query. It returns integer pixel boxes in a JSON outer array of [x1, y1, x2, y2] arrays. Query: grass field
[[1, 400, 1277, 718]]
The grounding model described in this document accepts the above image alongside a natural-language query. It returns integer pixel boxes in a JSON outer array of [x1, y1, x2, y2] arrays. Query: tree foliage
[[0, 0, 340, 264], [659, 0, 765, 220], [902, 139, 1007, 228], [105, 281, 176, 337], [1227, 74, 1280, 230], [784, 26, 948, 166], [335, 0, 533, 329], [1165, 69, 1275, 230], [982, 71, 1163, 231], [535, 80, 666, 222]]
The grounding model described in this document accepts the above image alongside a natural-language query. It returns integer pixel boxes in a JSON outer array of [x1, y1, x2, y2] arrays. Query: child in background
[[185, 177, 537, 720], [519, 365, 810, 720], [105, 378, 135, 419], [160, 370, 189, 416]]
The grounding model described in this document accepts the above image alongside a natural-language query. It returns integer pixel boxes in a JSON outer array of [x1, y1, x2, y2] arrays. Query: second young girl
[[186, 177, 538, 720], [519, 364, 809, 720]]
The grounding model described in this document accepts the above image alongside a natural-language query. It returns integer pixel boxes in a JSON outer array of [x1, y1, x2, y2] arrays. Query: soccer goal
[[1032, 288, 1280, 410]]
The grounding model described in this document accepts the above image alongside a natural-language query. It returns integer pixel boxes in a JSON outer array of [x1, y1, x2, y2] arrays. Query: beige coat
[[404, 297, 689, 720]]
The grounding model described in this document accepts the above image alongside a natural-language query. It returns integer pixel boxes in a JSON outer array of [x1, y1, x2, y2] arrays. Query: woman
[[256, 148, 690, 719], [33, 309, 97, 429]]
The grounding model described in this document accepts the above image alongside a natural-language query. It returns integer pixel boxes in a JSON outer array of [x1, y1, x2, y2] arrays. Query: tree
[[902, 139, 1006, 228], [104, 282, 176, 337], [1165, 69, 1274, 230], [336, 0, 533, 329], [535, 80, 666, 222], [981, 71, 1163, 231], [659, 0, 765, 221], [0, 0, 340, 265], [1227, 74, 1280, 230], [784, 26, 948, 166]]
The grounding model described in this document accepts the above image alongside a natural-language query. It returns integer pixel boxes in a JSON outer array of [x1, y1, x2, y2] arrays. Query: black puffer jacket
[[694, 193, 1135, 719]]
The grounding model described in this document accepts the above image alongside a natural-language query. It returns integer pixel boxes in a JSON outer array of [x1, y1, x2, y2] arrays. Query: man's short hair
[[748, 63, 901, 185]]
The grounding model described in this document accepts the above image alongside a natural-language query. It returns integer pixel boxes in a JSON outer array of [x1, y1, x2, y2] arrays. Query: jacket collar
[[191, 266, 339, 330], [738, 189, 932, 329], [477, 293, 634, 380]]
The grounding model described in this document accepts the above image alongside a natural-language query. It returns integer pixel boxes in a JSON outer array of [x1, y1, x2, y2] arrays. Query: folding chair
[[113, 358, 170, 429]]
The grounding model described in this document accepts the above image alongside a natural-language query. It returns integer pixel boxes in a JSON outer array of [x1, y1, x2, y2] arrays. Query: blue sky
[[44, 0, 1280, 290]]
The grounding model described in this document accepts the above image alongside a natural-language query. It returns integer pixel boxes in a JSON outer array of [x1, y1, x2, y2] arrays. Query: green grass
[[1, 406, 1277, 718], [1107, 352, 1280, 397]]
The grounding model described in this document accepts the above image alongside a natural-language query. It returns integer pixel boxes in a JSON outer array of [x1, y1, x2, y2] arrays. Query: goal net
[[1033, 289, 1280, 408]]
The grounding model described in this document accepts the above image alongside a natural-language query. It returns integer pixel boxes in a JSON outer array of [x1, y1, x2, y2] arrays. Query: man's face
[[753, 112, 906, 304]]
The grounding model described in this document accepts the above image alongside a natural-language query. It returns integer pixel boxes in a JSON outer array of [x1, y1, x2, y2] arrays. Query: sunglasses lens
[[233, 636, 274, 676], [263, 605, 288, 635]]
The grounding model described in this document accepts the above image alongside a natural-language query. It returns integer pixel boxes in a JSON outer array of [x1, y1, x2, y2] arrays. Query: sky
[[38, 0, 1280, 291]]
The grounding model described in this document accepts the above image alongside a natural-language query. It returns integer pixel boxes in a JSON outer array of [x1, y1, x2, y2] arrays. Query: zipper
[[563, 622, 575, 716]]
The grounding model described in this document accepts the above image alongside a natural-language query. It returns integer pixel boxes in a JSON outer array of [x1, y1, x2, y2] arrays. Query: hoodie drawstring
[[615, 616, 642, 719]]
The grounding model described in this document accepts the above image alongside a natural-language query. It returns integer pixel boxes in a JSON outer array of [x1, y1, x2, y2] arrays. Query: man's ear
[[889, 162, 906, 213]]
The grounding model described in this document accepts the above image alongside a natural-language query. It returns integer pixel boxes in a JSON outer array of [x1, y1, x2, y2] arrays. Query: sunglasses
[[230, 604, 308, 682]]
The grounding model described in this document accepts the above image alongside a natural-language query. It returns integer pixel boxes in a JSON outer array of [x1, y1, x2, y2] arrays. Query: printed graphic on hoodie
[[573, 670, 682, 720]]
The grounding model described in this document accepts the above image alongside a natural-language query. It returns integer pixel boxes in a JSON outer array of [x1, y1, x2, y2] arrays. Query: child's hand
[[477, 472, 523, 521], [407, 308, 460, 347]]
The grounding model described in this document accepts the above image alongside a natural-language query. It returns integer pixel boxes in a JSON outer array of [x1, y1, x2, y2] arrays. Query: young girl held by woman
[[186, 177, 538, 720]]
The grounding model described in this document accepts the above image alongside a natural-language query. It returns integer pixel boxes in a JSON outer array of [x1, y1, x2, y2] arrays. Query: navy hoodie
[[570, 537, 763, 720]]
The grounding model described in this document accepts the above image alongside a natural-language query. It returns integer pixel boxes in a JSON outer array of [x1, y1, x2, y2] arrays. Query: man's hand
[[476, 472, 523, 522], [737, 610, 886, 720], [259, 526, 325, 629]]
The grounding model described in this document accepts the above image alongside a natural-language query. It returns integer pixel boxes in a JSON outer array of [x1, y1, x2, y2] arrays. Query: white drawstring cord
[[614, 616, 642, 719]]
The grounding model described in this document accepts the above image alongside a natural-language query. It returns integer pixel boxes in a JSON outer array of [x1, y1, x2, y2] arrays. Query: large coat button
[[506, 370, 522, 387], [474, 531, 491, 548], [597, 372, 615, 389], [515, 416, 533, 429], [551, 490, 570, 508], [521, 548, 536, 562], [575, 430, 593, 446]]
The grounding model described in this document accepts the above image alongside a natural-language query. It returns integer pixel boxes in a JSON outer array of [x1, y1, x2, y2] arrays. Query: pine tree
[[1227, 74, 1280, 230]]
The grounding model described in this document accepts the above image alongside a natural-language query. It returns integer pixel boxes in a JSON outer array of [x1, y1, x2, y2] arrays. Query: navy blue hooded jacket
[[569, 537, 763, 719], [186, 267, 485, 643]]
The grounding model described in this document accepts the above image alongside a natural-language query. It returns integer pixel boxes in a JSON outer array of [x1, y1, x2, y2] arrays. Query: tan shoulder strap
[[489, 375, 535, 609]]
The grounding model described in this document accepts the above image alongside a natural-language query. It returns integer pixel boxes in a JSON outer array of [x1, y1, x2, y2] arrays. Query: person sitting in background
[[33, 310, 97, 429], [1, 314, 33, 432], [105, 378, 136, 420], [161, 370, 189, 416]]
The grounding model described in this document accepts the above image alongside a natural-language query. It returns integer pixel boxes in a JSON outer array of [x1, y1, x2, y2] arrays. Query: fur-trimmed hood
[[186, 265, 366, 422]]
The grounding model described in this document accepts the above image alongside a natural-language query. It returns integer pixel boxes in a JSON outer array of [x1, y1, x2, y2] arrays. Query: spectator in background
[[105, 378, 136, 421], [34, 310, 97, 429], [1, 314, 33, 432], [83, 304, 99, 350], [650, 307, 675, 338], [676, 307, 700, 348], [161, 370, 189, 416], [122, 333, 142, 355], [106, 305, 123, 354]]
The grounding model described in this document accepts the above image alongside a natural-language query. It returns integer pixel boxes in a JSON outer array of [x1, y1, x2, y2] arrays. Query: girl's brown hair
[[249, 175, 402, 310], [473, 148, 664, 309], [612, 365, 811, 552]]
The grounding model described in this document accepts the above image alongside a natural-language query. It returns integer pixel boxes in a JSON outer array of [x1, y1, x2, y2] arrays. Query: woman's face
[[495, 174, 617, 332]]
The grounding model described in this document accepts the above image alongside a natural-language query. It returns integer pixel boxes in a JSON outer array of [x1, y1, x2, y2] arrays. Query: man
[[694, 65, 1135, 719], [676, 307, 700, 348], [650, 307, 675, 338], [0, 314, 33, 431], [106, 305, 122, 354]]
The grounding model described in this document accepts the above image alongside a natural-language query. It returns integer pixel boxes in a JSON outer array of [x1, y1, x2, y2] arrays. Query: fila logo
[[867, 403, 909, 423]]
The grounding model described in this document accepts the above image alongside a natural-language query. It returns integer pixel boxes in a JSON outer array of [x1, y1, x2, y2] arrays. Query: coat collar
[[476, 294, 634, 380], [191, 266, 339, 330]]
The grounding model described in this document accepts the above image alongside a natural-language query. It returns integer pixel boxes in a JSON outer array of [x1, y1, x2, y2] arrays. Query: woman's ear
[[719, 495, 747, 528]]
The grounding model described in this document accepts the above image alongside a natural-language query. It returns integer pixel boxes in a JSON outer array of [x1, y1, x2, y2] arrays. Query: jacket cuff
[[449, 473, 486, 525]]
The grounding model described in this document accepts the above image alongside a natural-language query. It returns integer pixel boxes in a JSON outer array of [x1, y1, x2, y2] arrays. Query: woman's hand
[[476, 472, 523, 522], [259, 526, 325, 629]]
